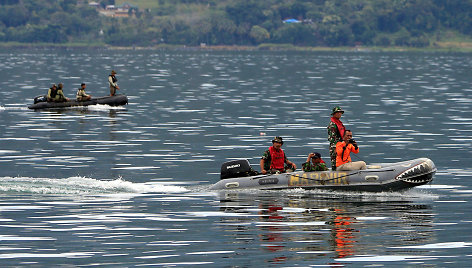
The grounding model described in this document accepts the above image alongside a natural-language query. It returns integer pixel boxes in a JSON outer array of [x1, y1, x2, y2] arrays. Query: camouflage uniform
[[327, 106, 345, 170], [261, 148, 296, 172], [327, 121, 342, 170], [302, 161, 328, 172]]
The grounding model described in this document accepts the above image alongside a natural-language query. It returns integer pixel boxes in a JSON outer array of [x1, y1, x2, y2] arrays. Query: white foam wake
[[82, 104, 127, 111], [0, 176, 187, 195]]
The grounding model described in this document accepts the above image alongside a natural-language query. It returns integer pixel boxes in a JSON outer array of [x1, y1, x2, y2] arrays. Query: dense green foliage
[[0, 0, 471, 47]]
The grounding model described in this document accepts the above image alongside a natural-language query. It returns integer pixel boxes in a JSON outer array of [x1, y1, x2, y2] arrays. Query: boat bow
[[395, 158, 436, 185]]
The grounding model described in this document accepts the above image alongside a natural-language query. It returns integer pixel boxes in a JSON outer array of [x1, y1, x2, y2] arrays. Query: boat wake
[[0, 176, 188, 195], [0, 106, 29, 111], [72, 104, 127, 111]]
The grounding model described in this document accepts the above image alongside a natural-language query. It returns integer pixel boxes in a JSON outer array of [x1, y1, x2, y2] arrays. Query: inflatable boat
[[210, 158, 436, 192], [28, 94, 128, 110]]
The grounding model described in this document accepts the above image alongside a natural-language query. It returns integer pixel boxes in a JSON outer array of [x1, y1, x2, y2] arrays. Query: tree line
[[0, 0, 471, 47]]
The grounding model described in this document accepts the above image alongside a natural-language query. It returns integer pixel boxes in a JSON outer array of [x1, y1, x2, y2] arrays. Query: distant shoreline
[[1, 42, 471, 52]]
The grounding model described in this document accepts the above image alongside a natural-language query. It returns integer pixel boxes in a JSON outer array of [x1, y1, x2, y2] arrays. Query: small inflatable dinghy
[[28, 95, 128, 110], [210, 158, 435, 192]]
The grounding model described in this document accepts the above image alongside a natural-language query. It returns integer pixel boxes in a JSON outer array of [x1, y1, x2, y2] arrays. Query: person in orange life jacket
[[336, 130, 366, 171], [260, 136, 297, 174]]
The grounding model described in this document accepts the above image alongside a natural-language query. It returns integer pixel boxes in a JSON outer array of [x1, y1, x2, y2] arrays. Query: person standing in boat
[[327, 106, 346, 170], [336, 130, 366, 171], [108, 70, 119, 96], [260, 136, 297, 174], [76, 83, 92, 101], [302, 152, 328, 172]]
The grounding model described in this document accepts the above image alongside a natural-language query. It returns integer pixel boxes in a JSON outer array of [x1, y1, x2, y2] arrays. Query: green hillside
[[115, 0, 159, 10], [1, 0, 471, 50]]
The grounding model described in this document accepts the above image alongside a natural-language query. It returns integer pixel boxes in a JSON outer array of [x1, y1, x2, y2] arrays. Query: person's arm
[[285, 158, 297, 169], [327, 124, 337, 143], [318, 162, 328, 171], [306, 153, 314, 163], [349, 143, 359, 154], [47, 89, 52, 100], [58, 90, 69, 101], [302, 162, 311, 172], [260, 159, 267, 174], [109, 76, 119, 89], [108, 76, 116, 87]]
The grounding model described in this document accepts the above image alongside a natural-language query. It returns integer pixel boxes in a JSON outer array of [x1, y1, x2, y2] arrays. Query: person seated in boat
[[302, 152, 328, 172], [336, 130, 367, 171], [54, 83, 70, 102], [109, 70, 119, 96], [47, 84, 68, 102], [47, 84, 57, 102], [76, 83, 92, 101], [260, 136, 297, 174]]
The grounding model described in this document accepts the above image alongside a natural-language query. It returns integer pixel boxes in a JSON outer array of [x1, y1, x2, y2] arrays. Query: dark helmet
[[272, 136, 284, 145], [312, 152, 322, 159]]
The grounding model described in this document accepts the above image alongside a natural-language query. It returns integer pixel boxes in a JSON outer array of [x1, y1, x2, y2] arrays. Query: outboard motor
[[220, 159, 258, 180], [33, 95, 47, 104]]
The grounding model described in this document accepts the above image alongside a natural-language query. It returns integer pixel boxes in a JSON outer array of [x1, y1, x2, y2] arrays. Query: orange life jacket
[[331, 117, 345, 140], [269, 146, 285, 170]]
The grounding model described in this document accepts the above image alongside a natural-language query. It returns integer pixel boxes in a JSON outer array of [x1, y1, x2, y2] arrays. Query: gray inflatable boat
[[28, 94, 128, 110], [210, 158, 436, 192]]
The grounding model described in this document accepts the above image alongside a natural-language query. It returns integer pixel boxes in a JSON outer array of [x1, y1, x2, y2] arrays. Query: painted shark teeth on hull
[[395, 159, 436, 184]]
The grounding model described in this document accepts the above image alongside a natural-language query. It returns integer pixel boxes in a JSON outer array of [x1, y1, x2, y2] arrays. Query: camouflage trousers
[[329, 144, 337, 171]]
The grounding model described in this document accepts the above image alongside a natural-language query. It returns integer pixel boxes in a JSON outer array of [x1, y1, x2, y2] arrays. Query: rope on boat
[[288, 169, 395, 182], [248, 168, 395, 183]]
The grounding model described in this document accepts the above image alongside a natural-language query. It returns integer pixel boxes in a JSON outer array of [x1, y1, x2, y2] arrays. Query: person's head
[[311, 152, 322, 164], [111, 70, 117, 75], [331, 106, 344, 119], [51, 84, 57, 90], [58, 83, 63, 89], [343, 130, 353, 142], [271, 136, 284, 149], [81, 83, 86, 89]]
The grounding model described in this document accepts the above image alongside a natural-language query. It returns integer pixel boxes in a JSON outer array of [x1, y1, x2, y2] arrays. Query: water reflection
[[0, 49, 471, 266], [330, 209, 356, 259], [217, 191, 434, 263]]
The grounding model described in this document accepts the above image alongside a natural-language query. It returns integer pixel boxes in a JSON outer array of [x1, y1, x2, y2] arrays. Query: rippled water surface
[[0, 49, 471, 267]]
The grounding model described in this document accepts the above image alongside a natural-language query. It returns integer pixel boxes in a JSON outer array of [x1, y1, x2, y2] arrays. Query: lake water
[[0, 49, 471, 267]]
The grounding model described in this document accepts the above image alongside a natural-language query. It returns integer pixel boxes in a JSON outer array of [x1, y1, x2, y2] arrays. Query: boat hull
[[209, 158, 436, 192], [28, 95, 128, 110]]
